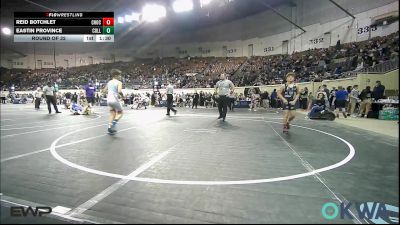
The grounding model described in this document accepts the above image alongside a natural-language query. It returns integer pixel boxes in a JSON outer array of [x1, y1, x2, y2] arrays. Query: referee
[[43, 81, 61, 114], [215, 73, 234, 121], [166, 81, 177, 116]]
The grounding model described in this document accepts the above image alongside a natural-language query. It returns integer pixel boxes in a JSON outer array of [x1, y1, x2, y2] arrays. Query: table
[[370, 101, 399, 119]]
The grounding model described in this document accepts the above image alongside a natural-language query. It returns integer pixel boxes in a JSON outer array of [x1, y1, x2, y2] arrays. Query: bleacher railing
[[358, 57, 399, 74]]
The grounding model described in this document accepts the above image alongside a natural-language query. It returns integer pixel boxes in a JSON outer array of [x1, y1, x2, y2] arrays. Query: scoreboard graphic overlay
[[14, 12, 114, 42]]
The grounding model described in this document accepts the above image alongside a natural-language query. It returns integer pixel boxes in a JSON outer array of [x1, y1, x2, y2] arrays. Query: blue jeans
[[308, 105, 324, 118]]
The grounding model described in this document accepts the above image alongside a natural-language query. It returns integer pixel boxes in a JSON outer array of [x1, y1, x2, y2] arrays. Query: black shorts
[[283, 103, 297, 111], [335, 99, 346, 108], [86, 96, 95, 104]]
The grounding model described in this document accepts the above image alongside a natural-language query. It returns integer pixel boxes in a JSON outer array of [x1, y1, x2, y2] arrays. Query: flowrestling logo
[[321, 202, 398, 224]]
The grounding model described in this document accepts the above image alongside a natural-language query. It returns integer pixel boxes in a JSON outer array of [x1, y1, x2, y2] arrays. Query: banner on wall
[[356, 18, 372, 41], [308, 36, 324, 49]]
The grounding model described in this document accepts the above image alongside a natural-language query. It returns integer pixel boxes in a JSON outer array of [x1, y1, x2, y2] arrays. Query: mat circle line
[[49, 116, 356, 185]]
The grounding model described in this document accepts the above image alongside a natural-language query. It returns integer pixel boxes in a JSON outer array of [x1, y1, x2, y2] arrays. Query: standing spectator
[[349, 85, 360, 117], [84, 81, 96, 107], [270, 89, 277, 108], [261, 91, 269, 109], [0, 90, 6, 104], [199, 91, 205, 107], [129, 93, 134, 105], [346, 86, 352, 116], [334, 86, 348, 118], [34, 87, 43, 110], [316, 86, 329, 106], [95, 92, 100, 105], [43, 81, 61, 114], [78, 90, 85, 104], [229, 92, 237, 111], [72, 92, 78, 103], [322, 84, 330, 100], [65, 91, 72, 103], [307, 92, 315, 110], [249, 92, 258, 112], [158, 92, 162, 106], [205, 93, 213, 108], [359, 86, 373, 118], [192, 91, 199, 109], [329, 87, 337, 109], [64, 91, 72, 109], [336, 39, 341, 51], [372, 81, 385, 100], [151, 93, 156, 106], [57, 92, 63, 105], [299, 87, 308, 110]]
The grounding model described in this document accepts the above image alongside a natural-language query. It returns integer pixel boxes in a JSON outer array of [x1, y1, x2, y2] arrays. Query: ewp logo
[[321, 202, 399, 224]]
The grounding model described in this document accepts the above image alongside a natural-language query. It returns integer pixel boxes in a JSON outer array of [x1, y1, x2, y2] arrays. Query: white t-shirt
[[43, 86, 54, 96], [216, 79, 234, 96], [34, 90, 43, 98], [166, 84, 174, 94]]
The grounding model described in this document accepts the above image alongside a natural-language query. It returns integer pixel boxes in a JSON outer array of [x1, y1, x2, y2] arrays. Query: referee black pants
[[166, 94, 176, 115], [46, 95, 59, 113], [192, 99, 198, 109], [218, 95, 229, 119], [35, 98, 41, 109]]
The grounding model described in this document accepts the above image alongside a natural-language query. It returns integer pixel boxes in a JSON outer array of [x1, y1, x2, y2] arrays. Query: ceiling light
[[142, 4, 166, 22], [117, 17, 124, 24], [172, 0, 193, 13], [2, 27, 11, 35]]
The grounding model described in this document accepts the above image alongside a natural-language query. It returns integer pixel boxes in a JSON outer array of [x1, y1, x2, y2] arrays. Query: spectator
[[322, 84, 330, 100], [349, 85, 360, 117], [199, 91, 205, 106], [299, 87, 308, 110], [336, 39, 341, 50], [359, 86, 373, 118], [346, 85, 352, 115], [329, 87, 337, 109], [307, 92, 314, 110], [34, 87, 43, 109], [270, 89, 277, 108], [0, 90, 6, 104], [192, 91, 199, 109], [2, 31, 398, 89], [72, 92, 78, 103], [308, 93, 326, 118], [261, 91, 269, 109], [334, 86, 348, 118], [372, 80, 385, 100]]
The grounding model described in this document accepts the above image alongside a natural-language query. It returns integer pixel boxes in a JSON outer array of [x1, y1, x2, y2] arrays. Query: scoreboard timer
[[13, 12, 114, 42]]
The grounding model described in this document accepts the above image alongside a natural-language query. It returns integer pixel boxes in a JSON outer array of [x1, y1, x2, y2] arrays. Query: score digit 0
[[102, 26, 114, 34], [102, 18, 114, 26]]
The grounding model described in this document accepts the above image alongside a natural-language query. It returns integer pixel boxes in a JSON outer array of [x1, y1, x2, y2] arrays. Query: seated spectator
[[308, 93, 326, 118]]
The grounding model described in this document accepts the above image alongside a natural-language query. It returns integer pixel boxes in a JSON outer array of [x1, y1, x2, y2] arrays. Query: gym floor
[[1, 104, 398, 224]]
